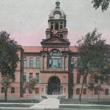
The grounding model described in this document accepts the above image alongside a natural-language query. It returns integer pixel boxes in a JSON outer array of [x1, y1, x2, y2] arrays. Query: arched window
[[94, 88, 98, 95], [36, 58, 40, 69], [23, 58, 27, 68], [35, 88, 39, 94], [76, 88, 80, 95], [1, 87, 5, 93], [49, 49, 62, 68], [105, 89, 109, 95], [30, 58, 34, 68], [11, 87, 15, 93], [83, 88, 86, 95]]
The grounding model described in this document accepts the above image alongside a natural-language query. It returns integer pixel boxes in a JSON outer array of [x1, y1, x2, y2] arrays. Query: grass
[[0, 99, 40, 103], [60, 98, 110, 105], [0, 104, 32, 107], [59, 105, 110, 109]]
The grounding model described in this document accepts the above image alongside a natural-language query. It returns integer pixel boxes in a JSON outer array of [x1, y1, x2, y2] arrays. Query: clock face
[[54, 14, 60, 19]]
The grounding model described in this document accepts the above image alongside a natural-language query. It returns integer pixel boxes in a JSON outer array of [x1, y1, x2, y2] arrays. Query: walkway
[[30, 98, 60, 109]]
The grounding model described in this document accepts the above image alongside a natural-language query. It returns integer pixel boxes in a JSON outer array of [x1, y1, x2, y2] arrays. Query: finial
[[55, 0, 60, 9]]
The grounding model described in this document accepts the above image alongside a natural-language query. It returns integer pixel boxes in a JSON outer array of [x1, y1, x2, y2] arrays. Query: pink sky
[[0, 0, 110, 46]]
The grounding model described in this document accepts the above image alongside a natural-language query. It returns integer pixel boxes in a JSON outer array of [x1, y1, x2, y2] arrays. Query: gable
[[41, 36, 70, 45]]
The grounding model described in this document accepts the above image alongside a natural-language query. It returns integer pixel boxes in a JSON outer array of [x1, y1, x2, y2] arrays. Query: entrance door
[[47, 76, 61, 95]]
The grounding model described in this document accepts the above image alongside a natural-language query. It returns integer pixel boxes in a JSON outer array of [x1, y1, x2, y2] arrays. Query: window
[[30, 58, 34, 68], [35, 88, 39, 94], [36, 73, 39, 83], [23, 74, 27, 83], [60, 34, 63, 38], [23, 88, 26, 94], [51, 22, 53, 30], [77, 56, 83, 68], [94, 88, 98, 95], [1, 87, 5, 93], [55, 22, 58, 30], [23, 58, 27, 68], [36, 58, 40, 69], [29, 73, 33, 81], [77, 73, 80, 84], [76, 88, 80, 95], [105, 89, 109, 95], [70, 58, 74, 68], [49, 49, 62, 68], [29, 89, 32, 94], [84, 77, 87, 83], [11, 87, 15, 93], [12, 74, 15, 82], [83, 89, 86, 95]]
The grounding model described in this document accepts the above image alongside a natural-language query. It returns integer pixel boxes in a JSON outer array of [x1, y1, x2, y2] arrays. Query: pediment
[[46, 38, 65, 43], [41, 36, 70, 44]]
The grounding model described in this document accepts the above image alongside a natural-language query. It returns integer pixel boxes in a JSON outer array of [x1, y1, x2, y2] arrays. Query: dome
[[49, 1, 66, 19], [49, 8, 66, 18]]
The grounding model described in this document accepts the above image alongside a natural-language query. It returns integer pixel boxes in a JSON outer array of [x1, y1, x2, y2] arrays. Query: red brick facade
[[0, 1, 110, 98]]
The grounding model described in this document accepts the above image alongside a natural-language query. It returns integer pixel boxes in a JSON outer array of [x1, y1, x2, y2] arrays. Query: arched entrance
[[47, 76, 61, 95]]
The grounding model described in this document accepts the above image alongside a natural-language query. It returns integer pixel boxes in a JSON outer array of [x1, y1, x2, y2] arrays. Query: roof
[[69, 46, 79, 53], [22, 46, 78, 53], [23, 46, 42, 53]]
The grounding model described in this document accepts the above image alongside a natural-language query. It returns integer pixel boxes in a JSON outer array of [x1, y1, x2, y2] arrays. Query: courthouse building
[[0, 1, 110, 98]]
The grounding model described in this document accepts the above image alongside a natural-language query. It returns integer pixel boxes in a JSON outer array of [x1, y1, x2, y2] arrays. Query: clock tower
[[46, 1, 68, 39]]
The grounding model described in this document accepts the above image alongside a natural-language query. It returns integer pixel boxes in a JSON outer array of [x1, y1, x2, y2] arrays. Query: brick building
[[0, 1, 110, 98]]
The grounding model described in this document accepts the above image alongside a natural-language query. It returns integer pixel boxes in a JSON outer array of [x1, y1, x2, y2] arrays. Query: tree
[[87, 78, 104, 103], [0, 31, 19, 101], [77, 29, 109, 103], [1, 74, 12, 102], [92, 0, 110, 11], [25, 79, 36, 98], [87, 79, 95, 97]]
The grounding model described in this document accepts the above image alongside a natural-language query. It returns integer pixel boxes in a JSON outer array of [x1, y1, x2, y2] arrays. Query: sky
[[0, 0, 110, 46]]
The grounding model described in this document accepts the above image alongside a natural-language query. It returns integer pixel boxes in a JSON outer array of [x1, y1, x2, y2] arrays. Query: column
[[44, 85, 47, 95], [49, 22, 51, 29], [59, 22, 60, 30], [53, 22, 55, 30]]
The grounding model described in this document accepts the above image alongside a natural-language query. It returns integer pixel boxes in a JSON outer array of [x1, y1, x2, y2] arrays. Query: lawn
[[0, 99, 40, 103], [59, 105, 110, 109], [60, 98, 110, 105], [0, 104, 32, 107]]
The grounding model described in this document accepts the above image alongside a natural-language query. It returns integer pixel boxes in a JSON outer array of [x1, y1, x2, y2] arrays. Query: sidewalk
[[30, 98, 60, 109], [60, 104, 110, 107]]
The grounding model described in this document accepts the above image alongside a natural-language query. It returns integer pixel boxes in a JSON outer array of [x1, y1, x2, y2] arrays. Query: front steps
[[41, 95, 66, 99]]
